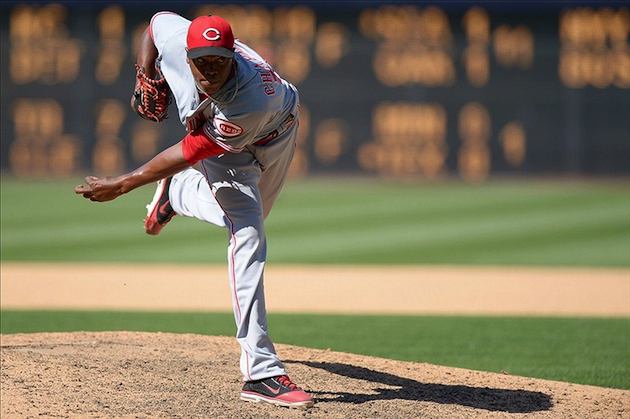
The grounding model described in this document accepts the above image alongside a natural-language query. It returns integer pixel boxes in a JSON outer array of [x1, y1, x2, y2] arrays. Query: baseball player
[[75, 13, 313, 409]]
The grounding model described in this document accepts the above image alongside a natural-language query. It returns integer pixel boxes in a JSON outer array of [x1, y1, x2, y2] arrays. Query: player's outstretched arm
[[74, 141, 189, 202], [75, 119, 226, 202]]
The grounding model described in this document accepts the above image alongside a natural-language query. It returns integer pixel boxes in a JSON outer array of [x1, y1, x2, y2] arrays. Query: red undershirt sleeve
[[181, 128, 225, 164]]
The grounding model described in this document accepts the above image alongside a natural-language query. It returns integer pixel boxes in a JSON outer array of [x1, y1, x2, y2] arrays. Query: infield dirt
[[2, 263, 629, 316], [1, 332, 629, 418]]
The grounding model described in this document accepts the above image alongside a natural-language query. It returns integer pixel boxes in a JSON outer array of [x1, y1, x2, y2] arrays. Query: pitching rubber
[[239, 391, 315, 409]]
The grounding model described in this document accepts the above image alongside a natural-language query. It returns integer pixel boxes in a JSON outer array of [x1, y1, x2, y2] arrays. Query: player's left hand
[[74, 176, 124, 202]]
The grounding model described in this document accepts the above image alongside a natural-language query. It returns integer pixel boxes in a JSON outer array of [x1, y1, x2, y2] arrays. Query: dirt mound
[[1, 332, 628, 418]]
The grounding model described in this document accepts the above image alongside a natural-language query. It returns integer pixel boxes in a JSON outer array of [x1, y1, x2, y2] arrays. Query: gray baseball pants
[[168, 121, 298, 381]]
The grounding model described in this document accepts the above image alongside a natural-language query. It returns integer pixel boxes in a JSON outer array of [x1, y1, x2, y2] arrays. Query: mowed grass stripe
[[270, 183, 629, 228], [4, 197, 625, 264], [279, 179, 626, 204], [504, 235, 630, 265], [268, 202, 628, 262], [278, 180, 628, 211], [331, 222, 627, 265], [3, 179, 619, 228], [0, 189, 575, 246], [0, 191, 153, 228], [1, 225, 228, 262], [1, 178, 629, 265], [272, 198, 628, 244], [2, 178, 625, 229], [273, 228, 627, 265], [1, 213, 228, 247], [0, 182, 534, 233], [267, 191, 603, 235]]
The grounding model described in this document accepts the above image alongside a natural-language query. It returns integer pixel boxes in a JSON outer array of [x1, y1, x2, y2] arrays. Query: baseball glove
[[131, 64, 171, 122]]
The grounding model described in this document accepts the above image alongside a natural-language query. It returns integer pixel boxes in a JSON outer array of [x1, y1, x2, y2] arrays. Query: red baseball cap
[[186, 15, 235, 59]]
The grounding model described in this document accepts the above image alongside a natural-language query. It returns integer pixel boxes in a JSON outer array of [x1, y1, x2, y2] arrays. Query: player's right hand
[[74, 176, 124, 202]]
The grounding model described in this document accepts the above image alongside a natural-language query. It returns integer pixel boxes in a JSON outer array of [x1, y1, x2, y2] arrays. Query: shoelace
[[276, 375, 300, 391]]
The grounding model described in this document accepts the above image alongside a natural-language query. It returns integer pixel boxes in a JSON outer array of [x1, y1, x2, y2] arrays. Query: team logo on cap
[[203, 28, 221, 41]]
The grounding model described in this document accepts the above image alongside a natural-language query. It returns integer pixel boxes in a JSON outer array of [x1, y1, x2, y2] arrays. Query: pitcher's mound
[[1, 332, 627, 418]]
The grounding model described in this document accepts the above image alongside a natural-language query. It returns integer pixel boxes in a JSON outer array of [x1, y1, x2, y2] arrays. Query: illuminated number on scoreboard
[[359, 102, 447, 178], [493, 25, 534, 69], [463, 7, 490, 87], [96, 6, 126, 84], [131, 122, 160, 164], [315, 119, 347, 165], [10, 99, 79, 176], [93, 100, 126, 174], [288, 105, 311, 178], [315, 23, 348, 68], [9, 4, 81, 84], [458, 102, 491, 182], [361, 6, 456, 87], [559, 8, 630, 88], [272, 7, 315, 84], [500, 122, 526, 167]]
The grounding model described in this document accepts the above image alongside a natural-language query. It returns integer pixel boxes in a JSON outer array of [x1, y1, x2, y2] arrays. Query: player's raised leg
[[145, 168, 230, 235], [168, 167, 229, 227]]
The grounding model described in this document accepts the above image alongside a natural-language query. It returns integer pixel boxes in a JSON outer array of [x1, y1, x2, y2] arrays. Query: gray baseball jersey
[[150, 12, 300, 381], [151, 12, 298, 150]]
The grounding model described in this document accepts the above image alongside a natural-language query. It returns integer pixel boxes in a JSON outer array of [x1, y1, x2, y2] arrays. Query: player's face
[[188, 55, 233, 96]]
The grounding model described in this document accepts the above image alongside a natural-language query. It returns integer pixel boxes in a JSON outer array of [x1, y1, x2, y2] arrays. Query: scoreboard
[[1, 2, 629, 181]]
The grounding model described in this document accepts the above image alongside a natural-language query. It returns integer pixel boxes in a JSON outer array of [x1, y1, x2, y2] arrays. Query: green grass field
[[1, 177, 629, 265], [1, 311, 628, 390], [1, 177, 629, 390]]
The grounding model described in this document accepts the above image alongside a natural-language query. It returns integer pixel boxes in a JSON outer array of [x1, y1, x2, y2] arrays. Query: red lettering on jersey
[[214, 117, 244, 137], [260, 71, 274, 83], [237, 47, 280, 96]]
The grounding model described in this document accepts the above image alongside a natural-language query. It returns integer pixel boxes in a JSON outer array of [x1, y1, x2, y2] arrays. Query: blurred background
[[1, 1, 628, 181]]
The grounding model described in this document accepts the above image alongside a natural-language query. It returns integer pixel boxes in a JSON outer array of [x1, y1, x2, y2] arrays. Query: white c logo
[[202, 28, 221, 41]]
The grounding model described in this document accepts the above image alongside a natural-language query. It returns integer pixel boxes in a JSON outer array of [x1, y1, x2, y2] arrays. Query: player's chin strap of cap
[[254, 113, 296, 146]]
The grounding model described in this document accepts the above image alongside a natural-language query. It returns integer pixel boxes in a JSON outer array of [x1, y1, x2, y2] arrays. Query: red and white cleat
[[240, 375, 314, 409], [144, 177, 176, 235]]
